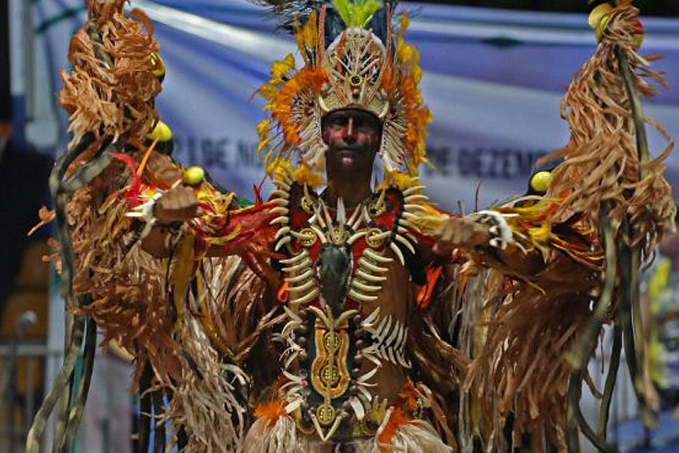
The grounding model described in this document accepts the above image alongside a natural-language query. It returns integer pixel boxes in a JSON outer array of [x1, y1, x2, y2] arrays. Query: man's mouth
[[337, 148, 362, 166], [338, 148, 361, 156], [335, 143, 367, 157]]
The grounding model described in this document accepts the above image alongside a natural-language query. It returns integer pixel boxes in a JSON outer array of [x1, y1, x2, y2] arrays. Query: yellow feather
[[170, 234, 196, 334]]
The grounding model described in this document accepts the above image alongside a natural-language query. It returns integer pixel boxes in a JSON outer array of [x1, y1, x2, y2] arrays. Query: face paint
[[322, 109, 381, 175]]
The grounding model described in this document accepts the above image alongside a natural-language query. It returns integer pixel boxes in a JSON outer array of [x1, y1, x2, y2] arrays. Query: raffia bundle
[[539, 2, 675, 256], [463, 4, 675, 452], [59, 0, 160, 158], [52, 2, 277, 451]]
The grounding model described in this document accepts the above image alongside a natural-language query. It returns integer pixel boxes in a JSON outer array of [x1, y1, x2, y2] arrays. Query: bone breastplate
[[267, 170, 429, 441]]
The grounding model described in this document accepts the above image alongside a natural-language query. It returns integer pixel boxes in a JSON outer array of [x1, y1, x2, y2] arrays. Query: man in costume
[[27, 1, 676, 453]]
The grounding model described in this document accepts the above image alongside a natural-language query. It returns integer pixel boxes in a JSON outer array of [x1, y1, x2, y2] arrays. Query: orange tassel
[[377, 407, 411, 452], [416, 264, 443, 309], [136, 137, 159, 176], [397, 380, 419, 411], [254, 400, 286, 426], [277, 281, 289, 304]]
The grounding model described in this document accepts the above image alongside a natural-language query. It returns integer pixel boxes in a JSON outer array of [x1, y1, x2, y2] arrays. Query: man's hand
[[432, 216, 491, 255], [144, 151, 182, 187], [154, 186, 199, 224]]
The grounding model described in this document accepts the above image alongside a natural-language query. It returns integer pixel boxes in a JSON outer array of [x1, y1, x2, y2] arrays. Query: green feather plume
[[331, 0, 383, 28]]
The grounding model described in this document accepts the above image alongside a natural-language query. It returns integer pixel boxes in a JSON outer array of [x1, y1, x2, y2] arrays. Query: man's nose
[[343, 118, 357, 143]]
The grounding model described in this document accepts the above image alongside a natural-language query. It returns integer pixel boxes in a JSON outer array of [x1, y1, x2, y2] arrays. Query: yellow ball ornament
[[530, 171, 552, 194], [150, 52, 166, 82], [588, 4, 612, 42], [147, 120, 173, 143], [183, 166, 205, 186]]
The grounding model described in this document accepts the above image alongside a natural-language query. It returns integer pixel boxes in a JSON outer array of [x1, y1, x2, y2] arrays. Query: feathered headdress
[[256, 0, 431, 177]]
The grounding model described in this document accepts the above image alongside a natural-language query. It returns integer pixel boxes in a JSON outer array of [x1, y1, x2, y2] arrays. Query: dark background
[[1, 1, 10, 123], [408, 0, 679, 16]]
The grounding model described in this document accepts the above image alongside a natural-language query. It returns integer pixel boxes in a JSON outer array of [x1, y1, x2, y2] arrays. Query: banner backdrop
[[29, 0, 679, 211]]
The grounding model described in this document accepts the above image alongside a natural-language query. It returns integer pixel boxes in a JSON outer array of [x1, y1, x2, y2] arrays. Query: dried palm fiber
[[39, 2, 290, 453], [168, 224, 283, 441], [159, 317, 250, 453], [409, 264, 469, 449], [538, 3, 675, 257], [455, 268, 507, 453], [66, 162, 181, 384], [243, 416, 322, 453], [465, 256, 602, 453], [61, 155, 281, 379], [31, 2, 163, 444], [453, 203, 605, 453], [52, 2, 276, 449], [72, 218, 280, 452], [534, 3, 675, 443], [59, 0, 165, 369], [69, 178, 283, 449], [377, 421, 454, 453], [59, 0, 160, 162], [24, 7, 158, 440], [200, 256, 286, 390], [62, 168, 284, 452]]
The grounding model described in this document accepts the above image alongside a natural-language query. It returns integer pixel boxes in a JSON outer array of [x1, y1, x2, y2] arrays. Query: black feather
[[367, 0, 398, 45], [324, 7, 346, 46], [252, 0, 399, 46], [251, 0, 324, 33]]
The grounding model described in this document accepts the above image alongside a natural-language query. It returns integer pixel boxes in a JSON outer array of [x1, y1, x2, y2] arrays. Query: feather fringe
[[243, 416, 452, 453]]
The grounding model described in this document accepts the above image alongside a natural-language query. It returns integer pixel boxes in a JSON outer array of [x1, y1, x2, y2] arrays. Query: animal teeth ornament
[[347, 231, 368, 245], [358, 257, 389, 274], [356, 269, 387, 283], [274, 235, 292, 251], [403, 203, 429, 214], [389, 243, 405, 265], [285, 269, 314, 284], [282, 259, 312, 274], [274, 226, 291, 241], [393, 233, 415, 255], [403, 194, 429, 203], [270, 189, 289, 199], [348, 289, 378, 302], [270, 215, 289, 226], [290, 288, 320, 305], [351, 280, 382, 293], [402, 185, 425, 196], [270, 206, 289, 216], [280, 250, 309, 265], [288, 279, 316, 293], [362, 249, 392, 264]]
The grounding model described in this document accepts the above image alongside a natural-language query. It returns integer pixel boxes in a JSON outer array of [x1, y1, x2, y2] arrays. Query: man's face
[[322, 109, 381, 175]]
